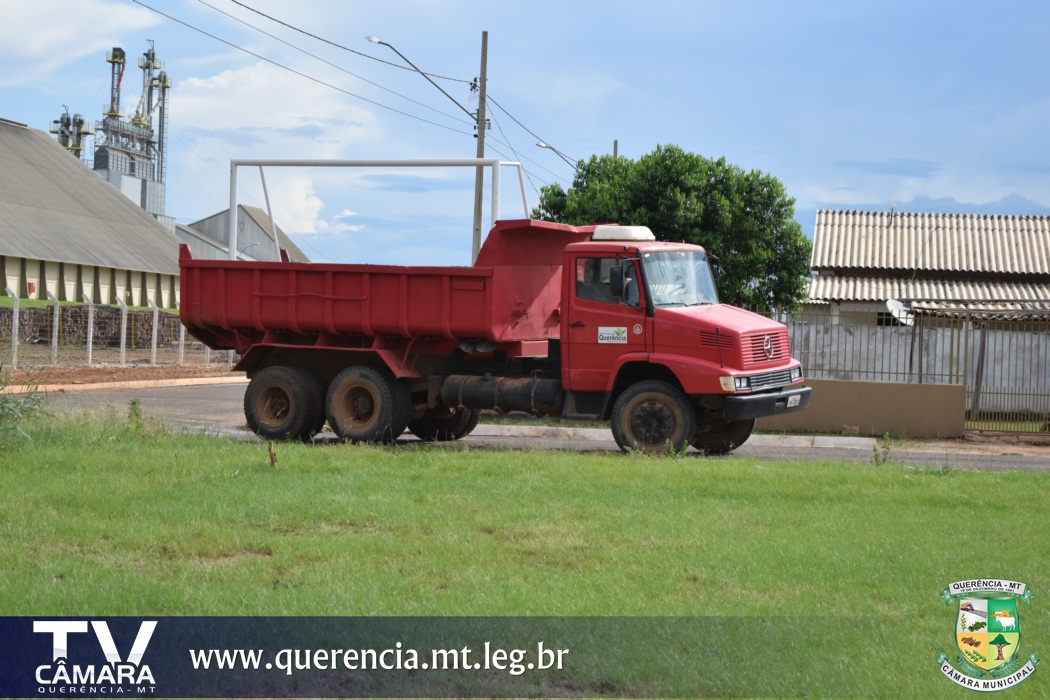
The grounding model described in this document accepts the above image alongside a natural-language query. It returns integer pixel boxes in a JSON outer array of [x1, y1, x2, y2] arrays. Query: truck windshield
[[641, 250, 718, 307]]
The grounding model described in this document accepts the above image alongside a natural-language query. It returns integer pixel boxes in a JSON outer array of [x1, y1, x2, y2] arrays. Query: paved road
[[47, 381, 1049, 470]]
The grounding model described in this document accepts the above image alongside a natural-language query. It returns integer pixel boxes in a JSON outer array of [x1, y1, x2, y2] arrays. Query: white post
[[4, 287, 17, 369], [82, 294, 94, 366], [47, 292, 59, 365], [205, 345, 211, 365], [117, 297, 128, 367], [148, 298, 159, 367], [259, 167, 282, 261], [490, 165, 501, 237], [228, 162, 239, 260], [471, 31, 489, 265], [513, 163, 529, 218]]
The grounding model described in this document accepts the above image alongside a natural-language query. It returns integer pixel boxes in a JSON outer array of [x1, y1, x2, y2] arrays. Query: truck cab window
[[642, 250, 718, 307], [575, 257, 617, 304]]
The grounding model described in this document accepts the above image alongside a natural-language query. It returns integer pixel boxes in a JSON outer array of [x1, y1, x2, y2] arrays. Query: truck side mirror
[[708, 254, 720, 287], [617, 260, 641, 308], [609, 266, 624, 297]]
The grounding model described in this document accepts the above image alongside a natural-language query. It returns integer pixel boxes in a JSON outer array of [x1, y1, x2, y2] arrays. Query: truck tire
[[244, 366, 323, 441], [611, 380, 695, 454], [409, 407, 481, 442], [454, 409, 482, 439], [326, 366, 407, 444], [690, 418, 755, 455]]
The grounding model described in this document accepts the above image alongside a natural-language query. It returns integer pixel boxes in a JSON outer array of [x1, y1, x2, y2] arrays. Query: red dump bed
[[180, 219, 595, 352]]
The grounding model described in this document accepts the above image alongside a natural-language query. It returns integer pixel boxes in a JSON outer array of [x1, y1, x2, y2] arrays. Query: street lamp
[[366, 36, 474, 120], [366, 34, 489, 263], [536, 141, 577, 169]]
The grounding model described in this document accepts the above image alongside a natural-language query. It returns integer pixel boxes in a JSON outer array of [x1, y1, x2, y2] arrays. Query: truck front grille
[[748, 369, 795, 391], [743, 329, 789, 367]]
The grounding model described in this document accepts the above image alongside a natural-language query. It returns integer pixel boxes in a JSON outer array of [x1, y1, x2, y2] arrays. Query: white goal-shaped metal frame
[[228, 158, 530, 263]]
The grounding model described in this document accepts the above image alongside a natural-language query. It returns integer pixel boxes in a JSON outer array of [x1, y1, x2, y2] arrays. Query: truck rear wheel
[[409, 407, 481, 442], [326, 366, 408, 444], [611, 380, 695, 454], [244, 366, 324, 441], [690, 418, 755, 455]]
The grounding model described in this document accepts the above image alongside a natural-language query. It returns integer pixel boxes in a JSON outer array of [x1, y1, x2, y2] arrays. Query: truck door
[[564, 255, 648, 392]]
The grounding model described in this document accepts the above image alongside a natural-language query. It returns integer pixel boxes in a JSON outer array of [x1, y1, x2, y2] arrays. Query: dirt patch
[[892, 433, 1050, 457]]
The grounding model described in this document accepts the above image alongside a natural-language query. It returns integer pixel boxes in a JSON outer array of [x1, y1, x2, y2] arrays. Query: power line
[[128, 0, 474, 136], [194, 0, 473, 125], [487, 111, 543, 196], [487, 94, 579, 165], [227, 0, 472, 84]]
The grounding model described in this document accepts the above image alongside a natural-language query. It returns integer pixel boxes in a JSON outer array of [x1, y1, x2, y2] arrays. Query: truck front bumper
[[723, 386, 812, 421]]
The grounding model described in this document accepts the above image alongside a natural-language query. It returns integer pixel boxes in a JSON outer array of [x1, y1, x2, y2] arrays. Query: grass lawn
[[1, 405, 1047, 697]]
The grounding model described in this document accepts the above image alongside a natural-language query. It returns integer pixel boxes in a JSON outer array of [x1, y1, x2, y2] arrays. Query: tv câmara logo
[[938, 579, 1039, 692]]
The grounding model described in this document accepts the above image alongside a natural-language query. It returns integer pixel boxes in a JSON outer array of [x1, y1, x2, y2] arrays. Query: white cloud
[[263, 172, 325, 234], [0, 0, 157, 87], [176, 61, 382, 152]]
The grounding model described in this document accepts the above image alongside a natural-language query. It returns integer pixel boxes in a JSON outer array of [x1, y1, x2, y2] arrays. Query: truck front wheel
[[326, 366, 408, 444], [244, 366, 324, 441], [611, 380, 695, 454], [690, 418, 755, 455]]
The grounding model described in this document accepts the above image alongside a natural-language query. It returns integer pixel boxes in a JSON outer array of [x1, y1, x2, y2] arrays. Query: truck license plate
[[787, 394, 801, 408]]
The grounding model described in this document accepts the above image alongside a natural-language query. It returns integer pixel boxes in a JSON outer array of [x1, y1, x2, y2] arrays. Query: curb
[[471, 424, 876, 449], [1, 376, 249, 395]]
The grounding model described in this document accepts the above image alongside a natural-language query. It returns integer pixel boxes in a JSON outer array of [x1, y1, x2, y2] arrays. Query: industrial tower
[[54, 43, 174, 231]]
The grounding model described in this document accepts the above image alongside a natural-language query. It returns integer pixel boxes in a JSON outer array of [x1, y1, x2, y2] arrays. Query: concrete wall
[[757, 378, 966, 438], [787, 312, 1050, 417]]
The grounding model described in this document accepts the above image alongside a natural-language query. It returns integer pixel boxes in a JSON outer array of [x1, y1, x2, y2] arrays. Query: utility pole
[[471, 31, 488, 264]]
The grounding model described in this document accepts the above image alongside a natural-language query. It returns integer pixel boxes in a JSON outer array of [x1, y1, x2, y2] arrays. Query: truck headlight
[[791, 367, 803, 381], [720, 376, 751, 392]]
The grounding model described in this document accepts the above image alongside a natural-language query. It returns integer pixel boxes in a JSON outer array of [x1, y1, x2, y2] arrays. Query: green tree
[[532, 145, 812, 311], [989, 633, 1011, 661]]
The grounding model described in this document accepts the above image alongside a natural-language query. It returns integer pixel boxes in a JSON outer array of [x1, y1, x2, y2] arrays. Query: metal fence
[[785, 308, 1050, 433], [0, 303, 234, 370]]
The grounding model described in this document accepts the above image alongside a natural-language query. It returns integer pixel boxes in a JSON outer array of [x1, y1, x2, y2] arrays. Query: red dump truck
[[179, 218, 810, 454]]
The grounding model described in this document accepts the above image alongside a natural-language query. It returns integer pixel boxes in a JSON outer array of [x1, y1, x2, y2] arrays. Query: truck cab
[[559, 225, 809, 453]]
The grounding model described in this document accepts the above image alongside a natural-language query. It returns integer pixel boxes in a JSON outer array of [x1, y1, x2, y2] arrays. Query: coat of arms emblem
[[938, 579, 1039, 691]]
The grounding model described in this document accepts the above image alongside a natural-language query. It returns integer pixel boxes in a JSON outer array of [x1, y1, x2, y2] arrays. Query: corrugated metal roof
[[809, 275, 1050, 303], [811, 209, 1050, 274], [0, 119, 181, 274], [908, 300, 1050, 317]]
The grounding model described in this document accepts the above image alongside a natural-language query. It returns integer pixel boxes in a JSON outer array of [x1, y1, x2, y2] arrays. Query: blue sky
[[4, 0, 1050, 265]]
